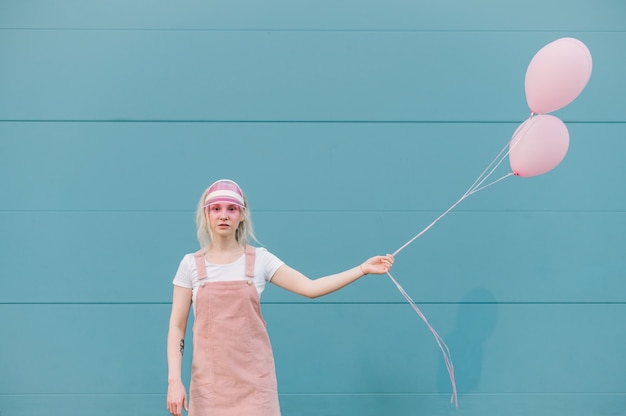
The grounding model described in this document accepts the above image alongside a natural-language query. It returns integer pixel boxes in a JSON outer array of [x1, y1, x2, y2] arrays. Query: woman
[[166, 179, 394, 416]]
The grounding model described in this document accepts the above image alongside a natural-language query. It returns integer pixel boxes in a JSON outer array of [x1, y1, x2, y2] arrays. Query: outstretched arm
[[270, 254, 394, 299]]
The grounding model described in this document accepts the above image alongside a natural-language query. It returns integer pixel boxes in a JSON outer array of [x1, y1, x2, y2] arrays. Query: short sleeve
[[172, 254, 194, 288], [256, 247, 284, 282]]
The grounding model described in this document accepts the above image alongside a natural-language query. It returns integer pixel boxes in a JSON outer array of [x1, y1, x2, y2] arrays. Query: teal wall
[[1, 1, 625, 415]]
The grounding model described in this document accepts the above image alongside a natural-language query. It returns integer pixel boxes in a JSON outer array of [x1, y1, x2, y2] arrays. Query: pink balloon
[[525, 37, 593, 114], [509, 115, 569, 177]]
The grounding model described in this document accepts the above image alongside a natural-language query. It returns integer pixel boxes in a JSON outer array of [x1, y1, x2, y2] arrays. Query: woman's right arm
[[166, 285, 192, 416]]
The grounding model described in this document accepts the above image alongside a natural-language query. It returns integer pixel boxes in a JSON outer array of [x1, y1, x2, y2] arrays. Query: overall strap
[[245, 245, 256, 278], [194, 246, 255, 279], [193, 250, 207, 280]]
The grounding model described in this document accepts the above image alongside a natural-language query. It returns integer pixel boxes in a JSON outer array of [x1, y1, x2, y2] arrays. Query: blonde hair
[[195, 183, 256, 248]]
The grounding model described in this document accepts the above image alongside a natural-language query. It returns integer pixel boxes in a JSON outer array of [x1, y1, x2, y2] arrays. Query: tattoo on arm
[[179, 339, 185, 356]]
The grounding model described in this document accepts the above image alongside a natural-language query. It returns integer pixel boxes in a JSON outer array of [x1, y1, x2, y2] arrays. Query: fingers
[[380, 254, 394, 272], [167, 398, 184, 416], [378, 254, 394, 264], [363, 254, 394, 274], [167, 384, 187, 415]]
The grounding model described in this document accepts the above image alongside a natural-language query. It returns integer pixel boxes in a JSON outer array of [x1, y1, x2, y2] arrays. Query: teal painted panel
[[267, 303, 626, 394], [0, 31, 620, 121], [0, 0, 623, 414], [0, 395, 165, 416], [0, 211, 624, 303], [279, 393, 626, 416], [1, 304, 624, 395], [1, 122, 624, 212], [1, 0, 625, 31], [261, 212, 626, 304], [0, 304, 191, 394], [1, 393, 625, 416], [0, 212, 195, 303]]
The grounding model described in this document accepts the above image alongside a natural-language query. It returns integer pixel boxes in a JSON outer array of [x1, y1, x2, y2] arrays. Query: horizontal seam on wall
[[1, 28, 625, 32], [1, 302, 625, 305], [1, 119, 625, 123]]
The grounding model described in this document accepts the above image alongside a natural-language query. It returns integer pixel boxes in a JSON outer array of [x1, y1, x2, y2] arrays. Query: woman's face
[[206, 203, 244, 239]]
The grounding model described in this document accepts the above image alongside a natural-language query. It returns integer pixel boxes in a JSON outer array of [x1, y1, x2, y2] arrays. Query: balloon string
[[464, 145, 512, 197], [385, 121, 534, 408], [392, 192, 469, 257], [391, 169, 512, 257], [463, 141, 511, 197], [466, 172, 514, 196], [464, 114, 534, 197], [508, 115, 537, 155], [393, 115, 534, 257], [386, 270, 458, 408]]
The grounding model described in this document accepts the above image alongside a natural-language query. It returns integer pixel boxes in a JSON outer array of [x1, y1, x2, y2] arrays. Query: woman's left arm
[[271, 254, 394, 299]]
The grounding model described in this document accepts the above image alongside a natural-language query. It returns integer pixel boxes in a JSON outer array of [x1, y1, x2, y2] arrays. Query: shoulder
[[251, 246, 269, 255], [250, 246, 278, 260], [250, 246, 284, 276], [177, 252, 202, 270], [182, 252, 199, 263], [173, 252, 200, 287]]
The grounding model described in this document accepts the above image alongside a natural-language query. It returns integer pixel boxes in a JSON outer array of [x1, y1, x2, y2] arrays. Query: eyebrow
[[209, 204, 239, 208]]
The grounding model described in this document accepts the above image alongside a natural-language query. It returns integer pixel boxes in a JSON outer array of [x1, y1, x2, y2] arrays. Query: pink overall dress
[[188, 245, 281, 416]]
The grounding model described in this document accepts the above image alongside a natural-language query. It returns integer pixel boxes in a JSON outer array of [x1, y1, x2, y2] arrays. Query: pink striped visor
[[203, 179, 245, 208]]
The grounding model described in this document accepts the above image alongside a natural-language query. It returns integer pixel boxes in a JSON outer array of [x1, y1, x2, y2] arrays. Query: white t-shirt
[[172, 246, 284, 315]]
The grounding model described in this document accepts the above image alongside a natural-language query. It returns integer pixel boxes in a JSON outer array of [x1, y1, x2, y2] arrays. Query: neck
[[208, 237, 242, 253], [205, 238, 244, 264]]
